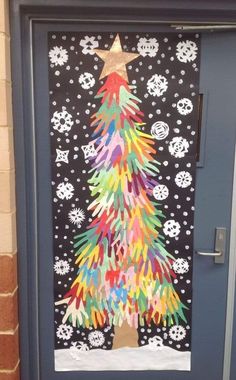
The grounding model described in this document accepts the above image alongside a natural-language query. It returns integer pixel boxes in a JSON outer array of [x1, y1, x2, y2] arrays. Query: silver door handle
[[197, 251, 221, 257], [196, 227, 226, 264]]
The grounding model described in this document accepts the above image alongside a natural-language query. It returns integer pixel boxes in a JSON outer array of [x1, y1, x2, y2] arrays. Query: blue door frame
[[10, 1, 236, 380]]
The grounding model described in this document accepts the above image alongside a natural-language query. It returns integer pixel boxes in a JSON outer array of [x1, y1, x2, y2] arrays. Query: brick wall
[[0, 1, 20, 379]]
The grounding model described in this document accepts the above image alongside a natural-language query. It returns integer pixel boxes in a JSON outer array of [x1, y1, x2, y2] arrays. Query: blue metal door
[[29, 24, 236, 380]]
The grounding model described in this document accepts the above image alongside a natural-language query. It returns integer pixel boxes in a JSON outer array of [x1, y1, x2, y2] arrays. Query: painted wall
[[0, 1, 20, 379]]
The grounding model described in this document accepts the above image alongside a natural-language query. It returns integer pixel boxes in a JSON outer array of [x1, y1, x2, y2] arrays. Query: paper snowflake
[[148, 336, 164, 349], [168, 137, 189, 158], [175, 171, 192, 188], [88, 331, 105, 347], [54, 259, 70, 275], [51, 110, 74, 133], [56, 324, 73, 340], [49, 46, 68, 66], [163, 219, 181, 238], [79, 36, 99, 55], [176, 40, 198, 63], [169, 325, 186, 341], [172, 258, 189, 274], [151, 121, 169, 140], [177, 98, 193, 116], [56, 182, 74, 200], [79, 72, 95, 90], [68, 208, 85, 227], [70, 342, 89, 360], [81, 143, 97, 159], [137, 37, 159, 57], [153, 184, 169, 200], [147, 74, 168, 97], [56, 149, 69, 164]]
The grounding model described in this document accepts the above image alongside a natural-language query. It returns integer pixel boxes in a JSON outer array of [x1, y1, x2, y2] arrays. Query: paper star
[[94, 34, 139, 81], [56, 149, 69, 164]]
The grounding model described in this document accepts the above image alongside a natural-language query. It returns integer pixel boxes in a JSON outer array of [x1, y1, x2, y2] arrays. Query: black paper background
[[48, 32, 200, 353]]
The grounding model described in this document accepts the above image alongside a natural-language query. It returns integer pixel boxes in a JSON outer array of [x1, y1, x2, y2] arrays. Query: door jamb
[[223, 148, 236, 380]]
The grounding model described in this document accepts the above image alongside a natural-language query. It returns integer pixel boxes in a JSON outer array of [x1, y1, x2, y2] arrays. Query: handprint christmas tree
[[56, 34, 186, 347]]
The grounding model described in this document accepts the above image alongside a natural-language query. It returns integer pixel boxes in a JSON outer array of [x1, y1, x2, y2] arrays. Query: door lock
[[196, 227, 226, 264]]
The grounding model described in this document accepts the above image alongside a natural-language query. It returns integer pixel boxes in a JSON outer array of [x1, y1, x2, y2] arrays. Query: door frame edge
[[223, 147, 236, 380]]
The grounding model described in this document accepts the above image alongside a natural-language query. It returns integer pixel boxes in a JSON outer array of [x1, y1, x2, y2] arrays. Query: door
[[24, 23, 236, 380]]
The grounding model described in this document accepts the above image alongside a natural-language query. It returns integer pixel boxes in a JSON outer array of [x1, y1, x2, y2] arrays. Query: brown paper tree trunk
[[112, 321, 139, 349]]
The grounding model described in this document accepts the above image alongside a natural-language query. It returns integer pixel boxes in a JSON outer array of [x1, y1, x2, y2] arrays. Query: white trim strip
[[223, 145, 236, 380]]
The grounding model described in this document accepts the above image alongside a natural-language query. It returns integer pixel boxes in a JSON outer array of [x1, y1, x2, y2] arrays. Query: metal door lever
[[197, 251, 221, 257], [196, 227, 226, 264]]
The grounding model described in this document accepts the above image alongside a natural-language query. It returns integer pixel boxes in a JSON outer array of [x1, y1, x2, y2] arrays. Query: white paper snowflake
[[168, 137, 189, 158], [56, 149, 69, 164], [148, 336, 164, 349], [68, 208, 85, 227], [153, 184, 169, 200], [81, 143, 97, 159], [79, 72, 95, 90], [88, 331, 105, 347], [54, 259, 70, 275], [79, 36, 99, 55], [177, 98, 193, 116], [147, 74, 168, 97], [56, 182, 74, 200], [163, 219, 181, 238], [137, 37, 159, 57], [51, 110, 74, 133], [56, 324, 73, 340], [176, 40, 198, 63], [169, 325, 186, 341], [70, 341, 89, 360], [151, 121, 169, 140], [175, 171, 192, 188], [49, 46, 68, 66], [172, 258, 189, 274]]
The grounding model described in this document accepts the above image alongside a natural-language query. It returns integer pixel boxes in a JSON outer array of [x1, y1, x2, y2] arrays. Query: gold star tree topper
[[94, 34, 139, 82]]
